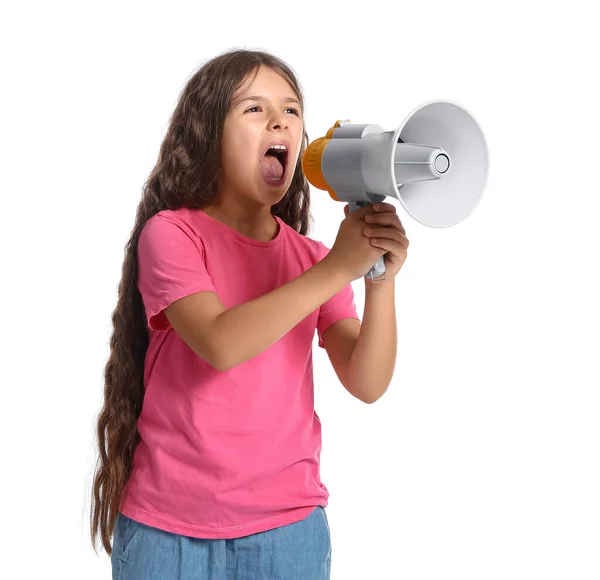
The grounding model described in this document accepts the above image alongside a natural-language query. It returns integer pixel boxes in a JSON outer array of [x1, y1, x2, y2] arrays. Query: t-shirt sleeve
[[316, 242, 361, 348], [137, 213, 218, 331]]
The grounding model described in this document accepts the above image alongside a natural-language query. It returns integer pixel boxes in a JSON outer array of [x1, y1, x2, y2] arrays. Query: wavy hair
[[90, 48, 312, 555]]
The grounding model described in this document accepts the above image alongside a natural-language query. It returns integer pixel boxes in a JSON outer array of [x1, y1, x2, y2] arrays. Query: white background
[[2, 1, 599, 579]]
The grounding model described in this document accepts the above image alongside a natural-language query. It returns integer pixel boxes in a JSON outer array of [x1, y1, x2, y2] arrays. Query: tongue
[[261, 155, 284, 179]]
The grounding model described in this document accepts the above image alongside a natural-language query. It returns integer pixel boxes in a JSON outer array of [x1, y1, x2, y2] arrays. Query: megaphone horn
[[302, 100, 489, 280]]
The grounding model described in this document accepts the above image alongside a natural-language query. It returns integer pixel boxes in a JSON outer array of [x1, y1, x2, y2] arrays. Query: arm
[[165, 256, 352, 371], [348, 279, 397, 403], [323, 279, 397, 403]]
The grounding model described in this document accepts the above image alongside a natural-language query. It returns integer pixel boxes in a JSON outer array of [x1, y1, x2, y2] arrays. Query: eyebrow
[[233, 95, 301, 107]]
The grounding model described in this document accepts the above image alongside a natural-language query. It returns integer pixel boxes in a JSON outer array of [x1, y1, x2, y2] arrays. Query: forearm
[[214, 257, 350, 370], [348, 279, 397, 403]]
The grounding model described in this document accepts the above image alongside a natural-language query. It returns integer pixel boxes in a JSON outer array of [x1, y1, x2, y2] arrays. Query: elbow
[[210, 358, 226, 372], [209, 348, 242, 372], [355, 383, 389, 405], [209, 351, 230, 372], [201, 319, 242, 372], [363, 392, 386, 404], [190, 341, 229, 372], [362, 394, 380, 405]]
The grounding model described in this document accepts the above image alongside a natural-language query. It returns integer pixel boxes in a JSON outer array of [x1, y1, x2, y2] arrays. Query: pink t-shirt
[[119, 206, 360, 539]]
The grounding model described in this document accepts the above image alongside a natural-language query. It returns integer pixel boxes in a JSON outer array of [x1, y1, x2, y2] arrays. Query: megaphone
[[302, 99, 489, 280]]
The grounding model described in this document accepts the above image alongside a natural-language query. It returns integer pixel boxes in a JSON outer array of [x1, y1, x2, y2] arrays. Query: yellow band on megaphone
[[301, 120, 345, 202]]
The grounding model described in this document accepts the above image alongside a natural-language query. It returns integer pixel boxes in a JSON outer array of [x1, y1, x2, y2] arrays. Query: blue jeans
[[112, 506, 331, 579]]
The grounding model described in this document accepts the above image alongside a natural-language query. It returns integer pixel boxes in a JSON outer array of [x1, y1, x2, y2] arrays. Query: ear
[[344, 204, 349, 217]]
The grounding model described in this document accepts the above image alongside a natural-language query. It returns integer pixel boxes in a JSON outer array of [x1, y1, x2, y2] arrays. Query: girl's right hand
[[324, 204, 387, 282]]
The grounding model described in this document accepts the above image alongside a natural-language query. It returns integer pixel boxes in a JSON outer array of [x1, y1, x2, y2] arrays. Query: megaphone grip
[[367, 256, 386, 280], [348, 201, 387, 280]]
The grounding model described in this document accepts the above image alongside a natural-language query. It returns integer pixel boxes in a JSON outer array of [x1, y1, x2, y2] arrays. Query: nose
[[269, 111, 288, 131]]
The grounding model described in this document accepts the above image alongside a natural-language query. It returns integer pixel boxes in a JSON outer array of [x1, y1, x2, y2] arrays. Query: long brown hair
[[90, 48, 312, 555]]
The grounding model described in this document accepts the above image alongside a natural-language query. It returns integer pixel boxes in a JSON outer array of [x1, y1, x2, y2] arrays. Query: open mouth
[[261, 144, 289, 183]]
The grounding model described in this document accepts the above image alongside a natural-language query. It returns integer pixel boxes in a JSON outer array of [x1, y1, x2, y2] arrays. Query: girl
[[90, 48, 408, 580]]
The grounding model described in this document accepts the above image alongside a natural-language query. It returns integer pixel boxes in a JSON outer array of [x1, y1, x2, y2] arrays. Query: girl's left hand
[[348, 202, 409, 280]]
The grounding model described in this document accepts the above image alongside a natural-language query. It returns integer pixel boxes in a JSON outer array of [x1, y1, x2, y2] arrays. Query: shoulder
[[142, 207, 196, 231], [140, 207, 204, 244], [138, 208, 209, 263]]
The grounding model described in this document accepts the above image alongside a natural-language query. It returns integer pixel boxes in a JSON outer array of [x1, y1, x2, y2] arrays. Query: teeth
[[270, 145, 287, 150]]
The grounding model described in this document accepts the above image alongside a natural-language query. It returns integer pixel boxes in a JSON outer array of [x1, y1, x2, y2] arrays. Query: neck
[[201, 193, 278, 242]]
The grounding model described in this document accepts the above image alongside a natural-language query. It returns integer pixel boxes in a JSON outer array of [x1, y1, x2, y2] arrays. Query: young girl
[[90, 48, 408, 580]]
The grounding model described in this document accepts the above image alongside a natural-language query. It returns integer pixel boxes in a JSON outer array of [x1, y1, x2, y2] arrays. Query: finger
[[365, 211, 400, 222], [369, 237, 407, 260], [364, 225, 408, 245], [345, 203, 374, 218], [364, 213, 406, 234], [373, 202, 396, 213]]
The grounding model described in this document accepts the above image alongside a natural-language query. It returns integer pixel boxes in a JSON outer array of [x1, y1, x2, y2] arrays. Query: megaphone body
[[302, 100, 489, 279]]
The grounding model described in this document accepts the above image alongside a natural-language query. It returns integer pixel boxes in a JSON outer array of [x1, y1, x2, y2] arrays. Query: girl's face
[[219, 66, 304, 206]]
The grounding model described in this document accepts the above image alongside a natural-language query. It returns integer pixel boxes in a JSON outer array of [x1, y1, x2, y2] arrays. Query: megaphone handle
[[348, 201, 387, 280], [367, 256, 386, 279]]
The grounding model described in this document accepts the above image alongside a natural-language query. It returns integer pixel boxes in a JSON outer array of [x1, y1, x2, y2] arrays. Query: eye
[[243, 106, 301, 116]]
